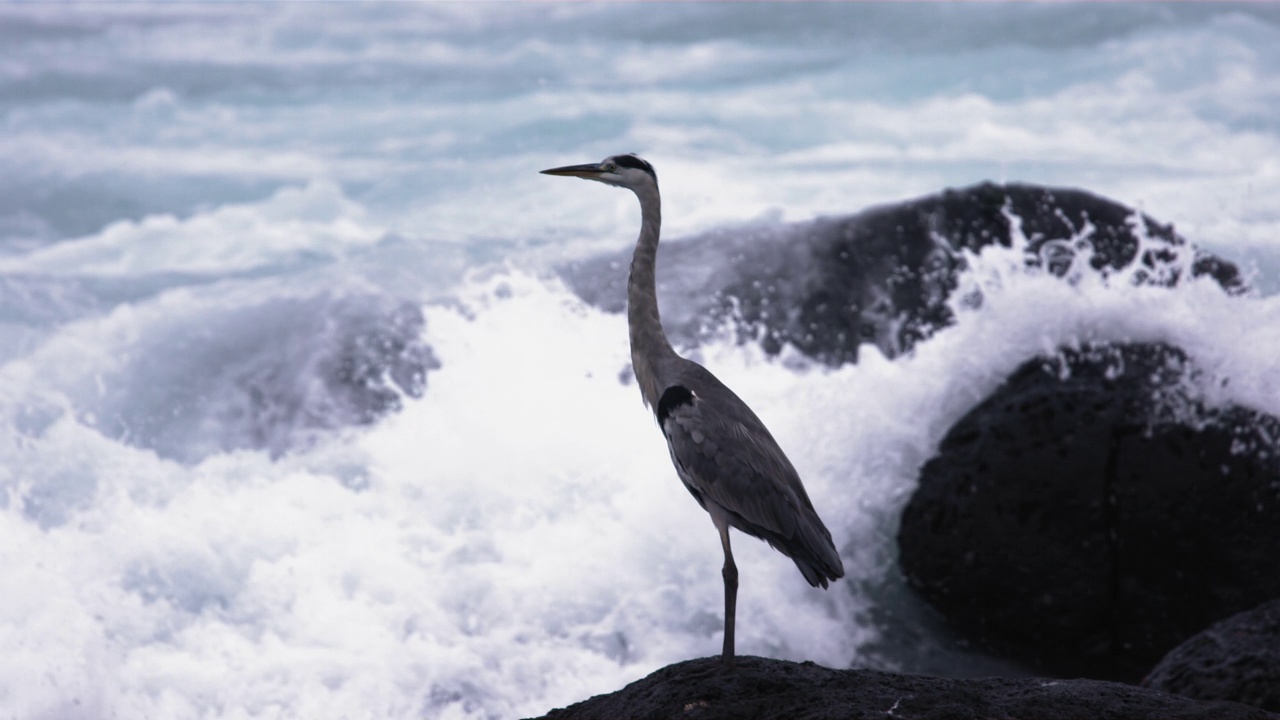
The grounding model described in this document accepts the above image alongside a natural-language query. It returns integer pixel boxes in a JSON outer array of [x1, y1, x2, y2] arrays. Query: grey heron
[[541, 154, 844, 667]]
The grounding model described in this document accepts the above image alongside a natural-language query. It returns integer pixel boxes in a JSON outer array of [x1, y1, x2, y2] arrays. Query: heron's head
[[540, 153, 657, 192]]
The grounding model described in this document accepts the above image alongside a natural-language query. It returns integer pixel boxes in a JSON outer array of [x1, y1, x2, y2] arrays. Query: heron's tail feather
[[793, 554, 841, 589], [778, 515, 845, 589]]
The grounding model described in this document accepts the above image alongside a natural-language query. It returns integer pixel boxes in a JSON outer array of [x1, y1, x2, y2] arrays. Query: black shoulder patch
[[656, 385, 694, 424], [613, 153, 657, 182]]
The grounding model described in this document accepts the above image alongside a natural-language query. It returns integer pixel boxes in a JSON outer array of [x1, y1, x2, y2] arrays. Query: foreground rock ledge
[[529, 656, 1277, 720]]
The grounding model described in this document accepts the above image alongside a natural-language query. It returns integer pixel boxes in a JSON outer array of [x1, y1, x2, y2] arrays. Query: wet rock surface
[[897, 342, 1280, 682], [1143, 599, 1280, 712], [530, 655, 1278, 720]]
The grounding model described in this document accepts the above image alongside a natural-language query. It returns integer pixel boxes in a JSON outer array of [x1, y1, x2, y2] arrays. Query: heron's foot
[[718, 651, 737, 673]]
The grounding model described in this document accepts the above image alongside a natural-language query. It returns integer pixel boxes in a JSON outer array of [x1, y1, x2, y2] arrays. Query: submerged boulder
[[530, 655, 1277, 720], [561, 182, 1241, 364], [897, 343, 1280, 682], [90, 291, 438, 463], [1143, 598, 1280, 712]]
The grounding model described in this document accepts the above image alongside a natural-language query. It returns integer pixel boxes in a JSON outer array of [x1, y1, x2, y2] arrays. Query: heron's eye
[[605, 163, 618, 172]]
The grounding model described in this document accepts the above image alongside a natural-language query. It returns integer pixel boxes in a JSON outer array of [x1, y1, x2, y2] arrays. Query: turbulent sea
[[2, 4, 1280, 719]]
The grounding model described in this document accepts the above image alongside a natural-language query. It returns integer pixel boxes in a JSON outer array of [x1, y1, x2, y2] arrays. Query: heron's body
[[542, 154, 843, 667], [652, 360, 842, 588]]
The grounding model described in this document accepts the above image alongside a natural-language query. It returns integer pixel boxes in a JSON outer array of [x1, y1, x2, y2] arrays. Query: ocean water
[[2, 3, 1280, 719]]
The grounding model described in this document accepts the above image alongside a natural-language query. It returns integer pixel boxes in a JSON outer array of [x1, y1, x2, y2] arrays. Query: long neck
[[628, 181, 675, 408]]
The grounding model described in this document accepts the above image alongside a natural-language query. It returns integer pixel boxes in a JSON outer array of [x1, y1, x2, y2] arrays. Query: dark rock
[[898, 342, 1280, 682], [561, 182, 1242, 365], [1144, 599, 1280, 712], [529, 655, 1277, 720]]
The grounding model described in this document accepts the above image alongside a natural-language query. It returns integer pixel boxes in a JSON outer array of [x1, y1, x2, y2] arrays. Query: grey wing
[[662, 388, 803, 538], [655, 377, 843, 586]]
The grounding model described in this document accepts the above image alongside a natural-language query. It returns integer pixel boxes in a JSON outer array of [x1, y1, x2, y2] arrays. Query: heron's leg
[[717, 520, 738, 669]]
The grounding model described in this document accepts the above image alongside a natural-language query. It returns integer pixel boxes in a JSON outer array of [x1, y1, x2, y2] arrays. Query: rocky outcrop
[[1144, 599, 1280, 712], [561, 182, 1242, 365], [897, 343, 1280, 682], [530, 655, 1277, 720]]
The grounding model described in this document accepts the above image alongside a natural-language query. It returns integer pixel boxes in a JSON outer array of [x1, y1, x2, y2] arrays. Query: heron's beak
[[540, 162, 606, 179]]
